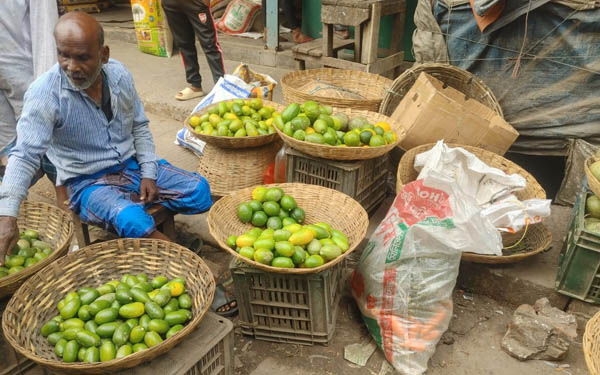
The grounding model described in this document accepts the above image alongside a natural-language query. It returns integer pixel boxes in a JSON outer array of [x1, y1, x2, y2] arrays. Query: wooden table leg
[[322, 23, 334, 57], [354, 23, 363, 62], [362, 2, 382, 65]]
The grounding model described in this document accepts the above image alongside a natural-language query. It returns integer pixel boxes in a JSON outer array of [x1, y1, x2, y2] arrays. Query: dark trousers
[[162, 0, 225, 89], [261, 0, 300, 30]]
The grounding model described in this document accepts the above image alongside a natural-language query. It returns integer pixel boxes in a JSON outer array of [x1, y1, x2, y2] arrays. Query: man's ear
[[101, 46, 110, 64]]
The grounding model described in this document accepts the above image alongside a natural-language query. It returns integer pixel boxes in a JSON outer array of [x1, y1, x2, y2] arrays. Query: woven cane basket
[[281, 68, 393, 112], [2, 239, 216, 374], [584, 311, 600, 375], [0, 201, 73, 299], [397, 143, 549, 264], [197, 140, 282, 197], [208, 183, 368, 274], [585, 156, 600, 198], [379, 63, 503, 117], [184, 99, 285, 149], [274, 108, 405, 161]]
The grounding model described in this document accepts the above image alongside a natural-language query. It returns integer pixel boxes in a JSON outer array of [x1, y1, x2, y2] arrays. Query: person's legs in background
[[281, 0, 313, 43], [178, 0, 225, 85], [162, 0, 206, 101]]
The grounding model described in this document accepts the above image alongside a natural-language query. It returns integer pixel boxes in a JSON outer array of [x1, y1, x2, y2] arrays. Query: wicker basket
[[281, 68, 393, 112], [0, 201, 73, 299], [198, 140, 282, 197], [274, 108, 405, 161], [207, 183, 368, 274], [2, 239, 216, 374], [396, 143, 549, 264], [585, 156, 600, 198], [584, 311, 600, 375], [379, 63, 503, 117], [184, 99, 285, 149]]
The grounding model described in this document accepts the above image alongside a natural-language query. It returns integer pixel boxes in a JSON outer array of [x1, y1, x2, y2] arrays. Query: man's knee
[[115, 205, 155, 238]]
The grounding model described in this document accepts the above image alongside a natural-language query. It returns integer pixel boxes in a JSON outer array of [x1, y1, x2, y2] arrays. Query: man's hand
[[140, 178, 158, 204], [0, 216, 19, 267]]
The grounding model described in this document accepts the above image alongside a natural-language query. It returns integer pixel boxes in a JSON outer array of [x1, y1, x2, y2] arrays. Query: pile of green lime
[[40, 274, 191, 363], [229, 186, 350, 269], [1, 229, 53, 278], [189, 98, 280, 137], [276, 101, 398, 147], [237, 186, 305, 229]]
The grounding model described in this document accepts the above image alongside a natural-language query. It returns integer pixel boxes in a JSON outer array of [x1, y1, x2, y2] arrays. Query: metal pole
[[265, 0, 280, 50]]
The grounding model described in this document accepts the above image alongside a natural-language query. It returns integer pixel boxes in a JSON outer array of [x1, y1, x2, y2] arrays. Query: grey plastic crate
[[231, 259, 344, 345], [285, 147, 388, 214]]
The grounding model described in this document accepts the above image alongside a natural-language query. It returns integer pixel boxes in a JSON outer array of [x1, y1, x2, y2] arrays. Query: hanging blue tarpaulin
[[432, 1, 600, 155]]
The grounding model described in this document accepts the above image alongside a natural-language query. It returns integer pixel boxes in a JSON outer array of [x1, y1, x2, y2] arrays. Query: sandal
[[292, 28, 314, 44], [175, 87, 205, 101], [211, 283, 238, 317]]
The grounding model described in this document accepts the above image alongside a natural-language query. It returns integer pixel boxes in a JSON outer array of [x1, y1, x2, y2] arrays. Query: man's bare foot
[[292, 28, 313, 43]]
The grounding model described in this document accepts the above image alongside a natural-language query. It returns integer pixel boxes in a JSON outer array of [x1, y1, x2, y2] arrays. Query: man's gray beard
[[68, 62, 103, 90]]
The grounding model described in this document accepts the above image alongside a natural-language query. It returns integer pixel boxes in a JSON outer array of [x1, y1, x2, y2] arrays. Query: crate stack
[[280, 68, 398, 215], [556, 180, 600, 304], [57, 0, 111, 14]]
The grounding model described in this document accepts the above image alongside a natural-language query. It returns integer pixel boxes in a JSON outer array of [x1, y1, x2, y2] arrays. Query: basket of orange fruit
[[273, 100, 405, 161]]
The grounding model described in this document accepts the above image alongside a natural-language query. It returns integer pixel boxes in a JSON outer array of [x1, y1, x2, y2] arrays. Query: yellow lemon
[[374, 121, 391, 132], [169, 281, 185, 297], [189, 116, 201, 127]]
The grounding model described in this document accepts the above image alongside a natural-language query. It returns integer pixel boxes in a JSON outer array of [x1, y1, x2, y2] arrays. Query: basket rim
[[584, 156, 600, 197], [0, 201, 74, 291], [281, 68, 394, 105], [584, 310, 600, 375], [207, 183, 368, 274], [273, 107, 402, 161], [461, 223, 552, 264], [183, 99, 285, 148], [2, 238, 215, 374]]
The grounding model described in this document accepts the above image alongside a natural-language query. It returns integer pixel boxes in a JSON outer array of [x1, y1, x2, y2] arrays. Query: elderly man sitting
[[0, 12, 213, 259]]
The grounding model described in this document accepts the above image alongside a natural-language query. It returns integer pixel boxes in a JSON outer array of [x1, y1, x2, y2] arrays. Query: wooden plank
[[381, 0, 405, 16], [366, 51, 405, 74], [354, 22, 363, 62], [265, 0, 279, 50], [292, 38, 321, 54], [362, 2, 382, 64], [323, 23, 334, 57], [389, 3, 406, 53], [321, 56, 368, 71], [321, 5, 370, 25], [293, 37, 354, 58]]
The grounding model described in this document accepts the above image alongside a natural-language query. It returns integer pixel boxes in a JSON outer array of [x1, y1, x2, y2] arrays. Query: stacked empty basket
[[185, 100, 286, 197], [279, 69, 402, 214]]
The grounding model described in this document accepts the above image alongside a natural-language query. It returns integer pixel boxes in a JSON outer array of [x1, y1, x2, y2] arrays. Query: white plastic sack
[[216, 0, 261, 34], [174, 128, 206, 156], [352, 174, 501, 375], [414, 141, 551, 234]]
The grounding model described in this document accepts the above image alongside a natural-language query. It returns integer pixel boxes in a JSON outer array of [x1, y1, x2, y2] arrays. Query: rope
[[502, 221, 530, 250], [512, 0, 533, 78]]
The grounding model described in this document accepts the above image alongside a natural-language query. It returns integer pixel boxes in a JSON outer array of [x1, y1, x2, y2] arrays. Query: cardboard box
[[131, 0, 165, 29], [391, 72, 519, 155]]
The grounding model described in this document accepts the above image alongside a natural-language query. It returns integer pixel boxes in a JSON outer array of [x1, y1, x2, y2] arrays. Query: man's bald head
[[54, 11, 104, 49], [54, 11, 109, 90]]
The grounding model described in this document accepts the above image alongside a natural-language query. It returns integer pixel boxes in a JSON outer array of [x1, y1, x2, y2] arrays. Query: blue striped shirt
[[0, 59, 158, 217]]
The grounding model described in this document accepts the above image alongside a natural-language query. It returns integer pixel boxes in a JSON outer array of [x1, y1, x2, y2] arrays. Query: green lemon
[[272, 257, 295, 268], [343, 132, 361, 147], [253, 249, 274, 265], [251, 211, 268, 227], [279, 209, 289, 219], [262, 201, 281, 217], [290, 208, 305, 224], [266, 216, 283, 230], [237, 203, 253, 223], [280, 195, 297, 212], [248, 200, 263, 212], [369, 135, 386, 147], [293, 129, 306, 141], [360, 130, 373, 145], [274, 241, 294, 257], [273, 229, 292, 242], [305, 255, 325, 268], [264, 188, 283, 202], [226, 235, 237, 249], [282, 217, 297, 226], [239, 247, 255, 260], [313, 119, 329, 134]]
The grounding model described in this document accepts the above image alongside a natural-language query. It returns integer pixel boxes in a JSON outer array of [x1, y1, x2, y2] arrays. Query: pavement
[[4, 15, 599, 375]]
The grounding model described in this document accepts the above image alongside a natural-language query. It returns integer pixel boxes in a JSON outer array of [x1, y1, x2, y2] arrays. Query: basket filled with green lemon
[[184, 98, 285, 149], [208, 183, 369, 274], [272, 100, 405, 161]]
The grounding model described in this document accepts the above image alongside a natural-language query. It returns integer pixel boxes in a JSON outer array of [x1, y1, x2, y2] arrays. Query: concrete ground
[[1, 19, 598, 375]]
